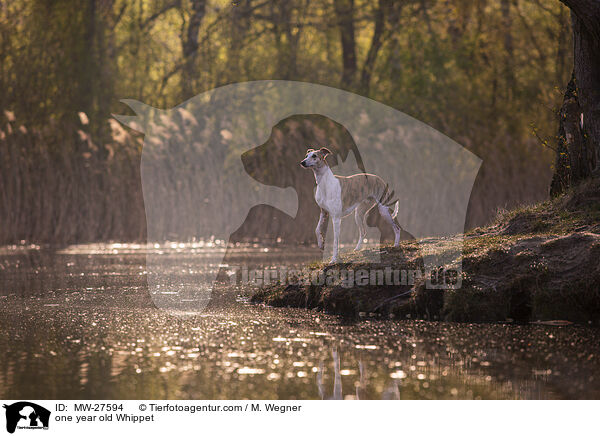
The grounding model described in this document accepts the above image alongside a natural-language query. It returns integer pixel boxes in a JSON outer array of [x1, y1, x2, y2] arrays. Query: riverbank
[[251, 177, 600, 324]]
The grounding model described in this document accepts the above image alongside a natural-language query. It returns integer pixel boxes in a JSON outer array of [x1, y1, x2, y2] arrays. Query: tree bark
[[550, 74, 596, 195], [557, 0, 600, 180]]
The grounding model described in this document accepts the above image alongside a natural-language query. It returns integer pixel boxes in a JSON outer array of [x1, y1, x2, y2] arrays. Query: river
[[1, 243, 599, 399]]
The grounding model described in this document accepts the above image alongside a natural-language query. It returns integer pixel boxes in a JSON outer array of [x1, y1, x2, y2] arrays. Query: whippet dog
[[300, 147, 400, 263]]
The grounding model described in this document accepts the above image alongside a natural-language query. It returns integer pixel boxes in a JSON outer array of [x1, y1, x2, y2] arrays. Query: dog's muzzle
[[300, 161, 308, 168]]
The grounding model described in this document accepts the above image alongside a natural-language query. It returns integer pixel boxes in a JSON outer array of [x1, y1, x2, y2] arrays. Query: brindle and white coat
[[300, 147, 400, 263]]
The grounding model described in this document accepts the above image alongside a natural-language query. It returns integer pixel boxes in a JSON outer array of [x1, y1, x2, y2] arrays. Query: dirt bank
[[251, 177, 600, 324]]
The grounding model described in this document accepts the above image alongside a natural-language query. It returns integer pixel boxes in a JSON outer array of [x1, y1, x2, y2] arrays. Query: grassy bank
[[251, 177, 600, 324]]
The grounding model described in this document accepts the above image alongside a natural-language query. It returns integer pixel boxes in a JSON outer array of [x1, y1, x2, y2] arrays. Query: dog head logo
[[114, 80, 481, 312], [3, 402, 50, 434]]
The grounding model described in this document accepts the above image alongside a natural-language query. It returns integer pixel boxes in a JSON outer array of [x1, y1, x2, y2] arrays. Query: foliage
[[0, 0, 572, 242]]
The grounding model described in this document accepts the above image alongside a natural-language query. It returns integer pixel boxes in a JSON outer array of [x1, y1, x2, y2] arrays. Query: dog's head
[[300, 147, 331, 169]]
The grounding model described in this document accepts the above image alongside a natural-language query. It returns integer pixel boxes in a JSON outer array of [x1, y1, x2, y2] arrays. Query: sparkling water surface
[[1, 243, 599, 400]]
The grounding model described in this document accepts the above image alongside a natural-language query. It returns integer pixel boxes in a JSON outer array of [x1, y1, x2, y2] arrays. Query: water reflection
[[316, 349, 397, 400], [0, 244, 599, 399]]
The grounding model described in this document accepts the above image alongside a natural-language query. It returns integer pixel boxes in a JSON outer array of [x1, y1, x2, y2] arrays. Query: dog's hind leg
[[377, 201, 401, 246], [354, 200, 374, 251]]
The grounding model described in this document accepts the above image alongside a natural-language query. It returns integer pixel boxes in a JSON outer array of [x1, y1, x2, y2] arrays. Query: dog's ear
[[319, 147, 332, 158]]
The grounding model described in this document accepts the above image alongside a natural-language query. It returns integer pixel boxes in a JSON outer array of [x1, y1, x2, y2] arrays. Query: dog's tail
[[379, 183, 399, 218]]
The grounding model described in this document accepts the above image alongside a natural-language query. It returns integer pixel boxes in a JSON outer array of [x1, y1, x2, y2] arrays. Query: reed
[[0, 109, 554, 245], [0, 111, 146, 244]]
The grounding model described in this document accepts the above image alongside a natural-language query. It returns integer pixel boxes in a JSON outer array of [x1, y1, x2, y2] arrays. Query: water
[[1, 243, 599, 400]]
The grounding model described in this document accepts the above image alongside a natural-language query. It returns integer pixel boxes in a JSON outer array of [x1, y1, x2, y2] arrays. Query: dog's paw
[[329, 257, 339, 265]]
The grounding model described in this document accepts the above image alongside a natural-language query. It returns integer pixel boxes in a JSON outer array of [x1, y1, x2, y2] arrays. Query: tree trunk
[[554, 0, 600, 193], [227, 0, 251, 84], [181, 0, 207, 99], [334, 0, 358, 88], [359, 0, 389, 95], [550, 74, 596, 195], [501, 0, 515, 100], [272, 0, 301, 80]]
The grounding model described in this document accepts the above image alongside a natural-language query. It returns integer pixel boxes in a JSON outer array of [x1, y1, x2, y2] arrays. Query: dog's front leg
[[316, 209, 328, 250], [330, 216, 341, 263]]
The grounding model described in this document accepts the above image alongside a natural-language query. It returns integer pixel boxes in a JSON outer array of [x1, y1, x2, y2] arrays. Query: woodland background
[[0, 0, 572, 243]]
